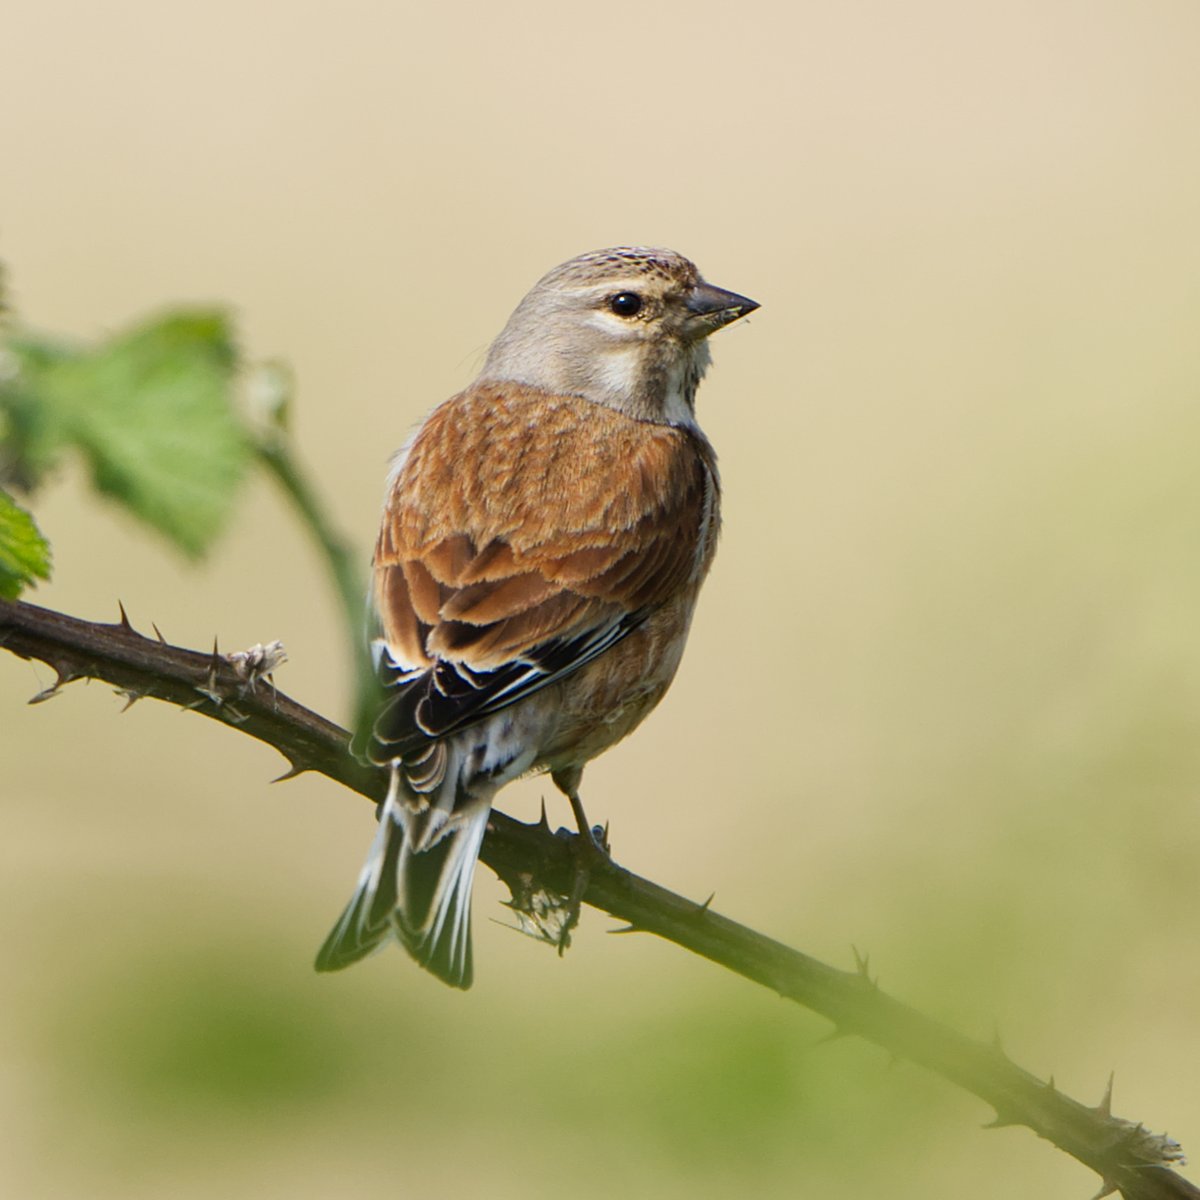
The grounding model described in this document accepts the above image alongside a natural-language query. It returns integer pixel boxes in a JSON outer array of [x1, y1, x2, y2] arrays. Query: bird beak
[[684, 281, 760, 336]]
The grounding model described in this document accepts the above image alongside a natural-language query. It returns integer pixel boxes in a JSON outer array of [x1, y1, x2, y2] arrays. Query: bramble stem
[[0, 597, 1194, 1200]]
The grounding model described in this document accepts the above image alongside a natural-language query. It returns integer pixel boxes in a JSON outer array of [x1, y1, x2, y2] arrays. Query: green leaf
[[0, 333, 79, 490], [0, 487, 51, 599], [33, 311, 249, 558]]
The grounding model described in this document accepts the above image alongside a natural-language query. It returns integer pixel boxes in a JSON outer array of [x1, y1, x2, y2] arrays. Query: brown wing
[[366, 382, 717, 760]]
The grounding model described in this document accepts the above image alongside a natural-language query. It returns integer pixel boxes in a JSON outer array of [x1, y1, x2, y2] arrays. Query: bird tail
[[314, 767, 489, 989]]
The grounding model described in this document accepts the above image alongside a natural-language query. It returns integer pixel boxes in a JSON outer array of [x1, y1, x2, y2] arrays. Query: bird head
[[480, 247, 758, 425]]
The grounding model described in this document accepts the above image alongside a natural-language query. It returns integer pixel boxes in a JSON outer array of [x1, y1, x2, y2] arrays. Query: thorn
[[152, 622, 167, 644], [1087, 1180, 1118, 1200], [116, 688, 144, 712], [1046, 1075, 1056, 1093], [599, 820, 610, 852], [1095, 1071, 1114, 1119], [194, 638, 225, 707], [1119, 1121, 1146, 1144], [117, 600, 133, 631], [696, 891, 716, 914], [537, 798, 550, 832], [982, 1111, 1021, 1129], [851, 944, 874, 984], [489, 914, 553, 946], [607, 923, 641, 935], [271, 763, 307, 783], [29, 665, 75, 703], [809, 1026, 851, 1048], [1159, 1132, 1186, 1165]]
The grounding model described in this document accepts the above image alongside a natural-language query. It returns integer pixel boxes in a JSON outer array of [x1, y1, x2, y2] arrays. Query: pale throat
[[596, 341, 710, 428]]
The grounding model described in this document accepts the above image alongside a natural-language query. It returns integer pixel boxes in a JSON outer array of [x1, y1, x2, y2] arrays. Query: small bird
[[316, 246, 758, 987]]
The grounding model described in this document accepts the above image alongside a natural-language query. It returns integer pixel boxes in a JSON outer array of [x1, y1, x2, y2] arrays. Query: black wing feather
[[364, 610, 647, 765]]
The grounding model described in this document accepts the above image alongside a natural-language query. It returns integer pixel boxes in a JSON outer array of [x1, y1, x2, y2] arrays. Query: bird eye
[[608, 292, 643, 317]]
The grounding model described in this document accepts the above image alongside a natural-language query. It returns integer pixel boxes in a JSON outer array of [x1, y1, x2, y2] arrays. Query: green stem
[[255, 436, 374, 730]]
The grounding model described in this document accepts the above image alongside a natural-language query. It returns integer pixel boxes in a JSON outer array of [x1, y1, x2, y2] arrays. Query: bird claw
[[554, 824, 612, 955]]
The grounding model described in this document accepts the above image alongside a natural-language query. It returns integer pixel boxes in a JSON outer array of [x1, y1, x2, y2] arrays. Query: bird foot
[[555, 821, 611, 956]]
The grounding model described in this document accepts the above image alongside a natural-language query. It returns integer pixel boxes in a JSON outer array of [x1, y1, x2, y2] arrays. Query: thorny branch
[[1, 596, 1195, 1200]]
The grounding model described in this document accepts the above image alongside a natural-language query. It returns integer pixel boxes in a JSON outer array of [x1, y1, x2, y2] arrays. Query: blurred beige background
[[4, 2, 1200, 1197]]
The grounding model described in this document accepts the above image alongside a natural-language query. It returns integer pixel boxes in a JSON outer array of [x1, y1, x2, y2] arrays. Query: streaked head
[[480, 247, 758, 425]]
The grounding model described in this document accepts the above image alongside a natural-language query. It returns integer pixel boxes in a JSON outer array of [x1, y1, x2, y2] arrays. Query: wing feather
[[366, 382, 718, 766], [456, 540, 518, 585], [439, 572, 557, 624], [377, 565, 429, 669], [401, 559, 444, 626]]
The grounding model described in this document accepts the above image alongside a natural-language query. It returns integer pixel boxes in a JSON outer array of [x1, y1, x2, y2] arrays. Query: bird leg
[[551, 766, 609, 855], [550, 767, 611, 955]]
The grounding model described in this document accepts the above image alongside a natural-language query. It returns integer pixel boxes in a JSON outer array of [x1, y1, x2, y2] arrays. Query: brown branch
[[1, 596, 1194, 1200]]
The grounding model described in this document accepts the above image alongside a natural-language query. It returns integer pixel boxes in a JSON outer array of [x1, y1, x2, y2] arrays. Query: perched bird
[[316, 246, 758, 987]]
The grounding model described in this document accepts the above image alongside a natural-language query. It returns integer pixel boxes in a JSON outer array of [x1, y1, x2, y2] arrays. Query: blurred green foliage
[[54, 946, 362, 1118], [0, 299, 249, 568], [0, 488, 50, 599], [0, 264, 371, 713], [23, 919, 989, 1200]]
